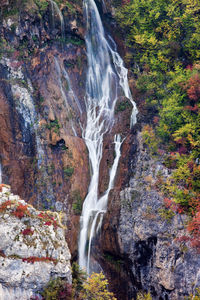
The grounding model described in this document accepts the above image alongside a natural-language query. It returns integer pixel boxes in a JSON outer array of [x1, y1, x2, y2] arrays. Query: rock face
[[97, 131, 200, 300], [0, 0, 89, 255], [118, 132, 200, 299], [0, 184, 71, 299], [1, 1, 200, 300]]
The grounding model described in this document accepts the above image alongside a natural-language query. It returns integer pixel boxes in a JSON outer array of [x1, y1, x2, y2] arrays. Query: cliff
[[96, 131, 200, 299], [0, 0, 89, 255], [0, 0, 199, 299], [0, 184, 71, 299]]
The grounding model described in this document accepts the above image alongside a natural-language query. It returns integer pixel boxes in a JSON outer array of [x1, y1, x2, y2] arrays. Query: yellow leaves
[[157, 52, 170, 64], [134, 34, 146, 45], [134, 34, 158, 48], [173, 123, 195, 140], [82, 272, 117, 300], [148, 35, 158, 46]]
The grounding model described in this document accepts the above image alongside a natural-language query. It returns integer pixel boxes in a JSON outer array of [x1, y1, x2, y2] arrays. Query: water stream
[[78, 0, 137, 273], [49, 0, 65, 40]]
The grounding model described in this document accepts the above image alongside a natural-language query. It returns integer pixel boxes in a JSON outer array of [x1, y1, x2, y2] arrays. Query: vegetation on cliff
[[41, 263, 116, 300], [115, 0, 200, 249]]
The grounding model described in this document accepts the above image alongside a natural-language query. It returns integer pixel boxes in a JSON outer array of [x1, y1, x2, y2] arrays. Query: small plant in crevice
[[72, 190, 83, 215], [21, 228, 34, 236], [12, 203, 31, 219], [41, 277, 72, 300], [38, 212, 59, 229], [115, 100, 131, 113], [103, 253, 123, 272], [39, 263, 116, 300], [22, 256, 57, 264], [186, 287, 200, 299], [46, 119, 61, 134], [64, 166, 74, 178], [136, 291, 152, 300]]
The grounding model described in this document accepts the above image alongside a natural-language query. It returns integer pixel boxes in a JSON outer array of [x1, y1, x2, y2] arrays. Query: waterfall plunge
[[78, 0, 138, 273]]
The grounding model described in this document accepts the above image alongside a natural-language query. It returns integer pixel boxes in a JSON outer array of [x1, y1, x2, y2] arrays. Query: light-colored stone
[[118, 131, 200, 299], [0, 186, 71, 298]]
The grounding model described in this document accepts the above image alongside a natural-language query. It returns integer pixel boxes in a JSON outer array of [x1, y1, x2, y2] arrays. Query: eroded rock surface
[[0, 184, 71, 299], [98, 131, 200, 299]]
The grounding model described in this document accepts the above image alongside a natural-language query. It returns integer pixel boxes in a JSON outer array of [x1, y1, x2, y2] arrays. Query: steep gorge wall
[[0, 0, 89, 255], [0, 1, 200, 300]]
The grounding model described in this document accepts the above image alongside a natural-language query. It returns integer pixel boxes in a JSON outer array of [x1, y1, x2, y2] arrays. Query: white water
[[49, 0, 65, 40], [78, 0, 137, 273], [54, 57, 82, 136]]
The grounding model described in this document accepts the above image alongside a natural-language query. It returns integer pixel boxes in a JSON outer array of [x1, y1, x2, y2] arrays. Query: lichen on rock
[[0, 184, 71, 299]]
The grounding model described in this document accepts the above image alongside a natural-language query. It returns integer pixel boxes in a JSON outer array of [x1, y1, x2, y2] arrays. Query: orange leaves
[[163, 197, 184, 214], [22, 256, 57, 264], [0, 200, 12, 213], [12, 203, 31, 219], [0, 184, 6, 192]]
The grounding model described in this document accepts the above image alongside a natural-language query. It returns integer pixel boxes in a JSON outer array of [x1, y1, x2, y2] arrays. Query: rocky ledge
[[0, 184, 71, 300]]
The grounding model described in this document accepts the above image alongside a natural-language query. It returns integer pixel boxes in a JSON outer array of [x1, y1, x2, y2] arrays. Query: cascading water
[[78, 0, 137, 273], [49, 0, 65, 40]]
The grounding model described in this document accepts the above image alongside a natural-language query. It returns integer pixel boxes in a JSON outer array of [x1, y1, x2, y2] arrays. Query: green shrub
[[64, 166, 74, 178]]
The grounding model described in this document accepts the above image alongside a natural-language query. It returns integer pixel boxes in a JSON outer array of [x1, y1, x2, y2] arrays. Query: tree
[[81, 272, 117, 300]]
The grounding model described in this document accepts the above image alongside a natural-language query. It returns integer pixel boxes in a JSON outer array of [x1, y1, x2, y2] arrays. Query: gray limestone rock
[[118, 132, 200, 299], [0, 185, 71, 300]]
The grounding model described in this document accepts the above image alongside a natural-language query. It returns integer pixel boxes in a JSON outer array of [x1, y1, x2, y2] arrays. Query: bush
[[64, 166, 74, 178], [41, 278, 72, 300], [81, 272, 117, 300]]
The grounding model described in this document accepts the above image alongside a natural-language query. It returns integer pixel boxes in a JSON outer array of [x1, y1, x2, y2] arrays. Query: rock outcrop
[[0, 0, 89, 255], [97, 131, 200, 300], [0, 184, 71, 299]]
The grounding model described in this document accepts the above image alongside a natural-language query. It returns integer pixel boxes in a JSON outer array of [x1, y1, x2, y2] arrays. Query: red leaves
[[164, 198, 172, 209], [178, 146, 188, 155], [188, 211, 200, 235], [164, 197, 184, 214], [12, 203, 31, 219], [184, 105, 199, 113], [38, 212, 58, 229], [44, 221, 52, 226], [153, 116, 160, 124], [0, 200, 12, 213], [22, 256, 57, 264], [122, 0, 130, 6], [186, 73, 200, 102], [22, 228, 34, 236]]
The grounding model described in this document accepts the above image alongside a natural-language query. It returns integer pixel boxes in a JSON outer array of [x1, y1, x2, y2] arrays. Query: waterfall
[[78, 0, 137, 273], [49, 0, 65, 40], [54, 57, 81, 136]]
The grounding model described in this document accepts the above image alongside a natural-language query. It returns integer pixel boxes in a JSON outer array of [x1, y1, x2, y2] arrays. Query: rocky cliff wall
[[0, 0, 89, 255], [0, 1, 199, 300], [97, 130, 200, 300], [0, 184, 71, 299]]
